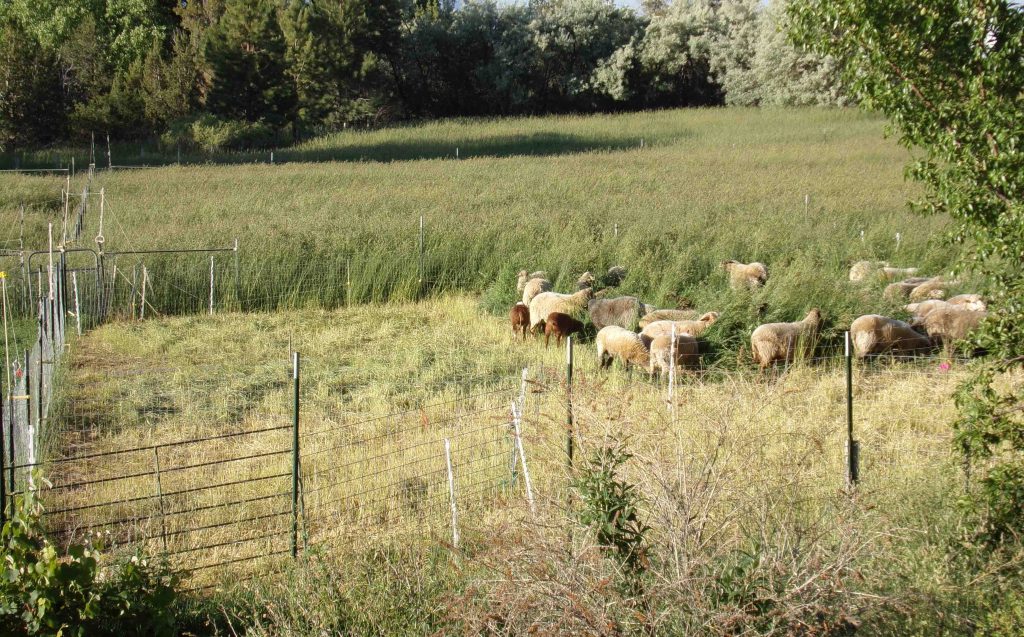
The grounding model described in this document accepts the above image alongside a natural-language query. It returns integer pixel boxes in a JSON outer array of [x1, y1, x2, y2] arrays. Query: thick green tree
[[0, 20, 67, 149], [790, 0, 1024, 546], [204, 0, 295, 128]]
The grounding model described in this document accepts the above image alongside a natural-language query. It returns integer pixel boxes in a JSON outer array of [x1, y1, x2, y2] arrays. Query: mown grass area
[[42, 295, 1011, 635], [0, 108, 974, 369]]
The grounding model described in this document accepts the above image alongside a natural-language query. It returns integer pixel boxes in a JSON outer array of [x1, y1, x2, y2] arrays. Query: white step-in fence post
[[444, 438, 459, 549]]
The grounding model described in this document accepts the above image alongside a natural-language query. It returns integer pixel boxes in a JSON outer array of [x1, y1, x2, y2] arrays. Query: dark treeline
[[0, 0, 845, 152]]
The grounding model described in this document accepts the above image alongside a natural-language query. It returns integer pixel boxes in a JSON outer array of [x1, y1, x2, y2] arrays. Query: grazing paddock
[[31, 296, 964, 591]]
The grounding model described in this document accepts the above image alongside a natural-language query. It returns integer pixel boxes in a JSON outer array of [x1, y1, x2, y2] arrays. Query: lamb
[[849, 314, 932, 358], [750, 309, 822, 369], [521, 276, 554, 306], [588, 296, 654, 331], [913, 306, 986, 347], [638, 309, 699, 328], [516, 270, 548, 293], [640, 312, 720, 344], [849, 260, 920, 283], [596, 326, 650, 371], [648, 334, 700, 379], [544, 312, 584, 349], [947, 294, 986, 311], [722, 260, 768, 290], [528, 288, 594, 331], [509, 302, 530, 340]]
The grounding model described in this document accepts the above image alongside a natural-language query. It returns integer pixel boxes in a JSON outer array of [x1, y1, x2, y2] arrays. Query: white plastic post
[[209, 256, 215, 315], [896, 232, 902, 252], [511, 400, 536, 516], [668, 323, 676, 411], [140, 266, 148, 320], [444, 438, 459, 549]]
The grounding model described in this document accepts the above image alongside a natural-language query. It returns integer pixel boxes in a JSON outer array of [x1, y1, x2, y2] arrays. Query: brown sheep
[[850, 314, 932, 358], [509, 302, 529, 340], [544, 312, 584, 349], [722, 260, 768, 290], [750, 309, 822, 369]]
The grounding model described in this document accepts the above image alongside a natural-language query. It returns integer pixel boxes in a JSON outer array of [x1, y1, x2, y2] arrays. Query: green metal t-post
[[291, 351, 300, 558]]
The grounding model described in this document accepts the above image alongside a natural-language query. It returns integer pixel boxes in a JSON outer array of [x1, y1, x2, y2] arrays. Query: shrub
[[0, 489, 178, 637], [162, 115, 280, 153]]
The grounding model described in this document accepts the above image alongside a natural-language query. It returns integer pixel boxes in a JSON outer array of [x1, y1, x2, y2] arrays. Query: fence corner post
[[291, 351, 300, 558]]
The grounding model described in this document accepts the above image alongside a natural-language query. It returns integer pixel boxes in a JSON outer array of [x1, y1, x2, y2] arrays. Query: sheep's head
[[579, 287, 596, 301], [577, 271, 595, 288], [804, 308, 822, 326], [721, 260, 738, 271], [699, 311, 720, 324]]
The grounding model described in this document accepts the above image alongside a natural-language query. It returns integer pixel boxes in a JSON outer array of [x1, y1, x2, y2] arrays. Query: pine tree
[[204, 0, 295, 128], [0, 19, 66, 149]]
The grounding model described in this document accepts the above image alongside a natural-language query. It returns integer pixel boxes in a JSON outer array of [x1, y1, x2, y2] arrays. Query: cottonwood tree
[[790, 0, 1023, 547]]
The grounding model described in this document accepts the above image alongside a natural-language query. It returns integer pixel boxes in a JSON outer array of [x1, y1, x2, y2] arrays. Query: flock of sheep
[[507, 258, 988, 378]]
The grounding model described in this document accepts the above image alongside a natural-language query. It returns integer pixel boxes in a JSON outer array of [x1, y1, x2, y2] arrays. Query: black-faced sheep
[[509, 302, 530, 340], [750, 309, 822, 369], [638, 309, 699, 328], [640, 312, 720, 343], [912, 306, 986, 347], [722, 260, 768, 290], [544, 312, 584, 349], [596, 326, 650, 371], [648, 334, 699, 379], [528, 288, 594, 332], [588, 296, 654, 331], [850, 314, 932, 358]]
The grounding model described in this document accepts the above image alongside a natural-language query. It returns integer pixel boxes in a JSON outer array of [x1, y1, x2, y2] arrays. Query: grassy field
[[0, 108, 976, 366], [4, 108, 1013, 634]]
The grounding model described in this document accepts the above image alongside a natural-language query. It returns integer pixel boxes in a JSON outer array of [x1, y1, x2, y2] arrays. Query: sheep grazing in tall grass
[[912, 305, 987, 348], [638, 309, 699, 328], [603, 265, 628, 287], [850, 314, 933, 358], [509, 302, 530, 340], [908, 277, 950, 302], [544, 312, 584, 349], [528, 288, 594, 331], [849, 260, 920, 283], [520, 275, 553, 306], [516, 270, 548, 293], [883, 277, 935, 301], [576, 271, 596, 290], [640, 312, 720, 343], [905, 299, 950, 320], [596, 326, 650, 371], [750, 309, 822, 369], [947, 294, 986, 311], [648, 334, 699, 379], [588, 296, 654, 331], [722, 260, 768, 290]]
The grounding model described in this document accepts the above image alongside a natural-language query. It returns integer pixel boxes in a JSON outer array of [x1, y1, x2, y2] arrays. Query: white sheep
[[638, 309, 699, 328], [905, 299, 951, 320], [750, 309, 822, 369], [849, 314, 932, 358], [521, 276, 553, 306], [722, 260, 768, 290], [516, 270, 548, 293], [640, 312, 720, 343], [912, 305, 986, 348], [908, 277, 949, 302], [849, 260, 920, 283], [883, 277, 936, 301], [947, 294, 986, 312], [528, 288, 594, 331], [596, 326, 650, 371], [648, 333, 699, 379]]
